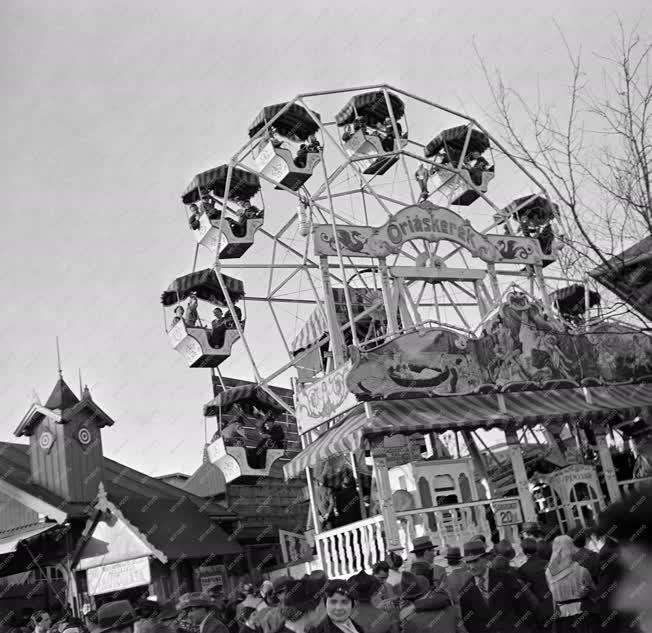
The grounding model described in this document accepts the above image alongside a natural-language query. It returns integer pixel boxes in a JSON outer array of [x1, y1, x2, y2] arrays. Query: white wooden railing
[[618, 476, 652, 496], [315, 515, 385, 579], [396, 498, 521, 555]]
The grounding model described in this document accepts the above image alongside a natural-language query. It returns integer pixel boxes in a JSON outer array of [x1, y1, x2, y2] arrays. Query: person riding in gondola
[[415, 164, 433, 202], [200, 191, 220, 219], [224, 305, 244, 329], [221, 414, 248, 446], [188, 203, 202, 231], [307, 134, 321, 153], [172, 305, 185, 327], [230, 200, 262, 238], [268, 126, 283, 148], [295, 143, 309, 168], [186, 293, 200, 327], [209, 307, 226, 347], [466, 151, 490, 186]]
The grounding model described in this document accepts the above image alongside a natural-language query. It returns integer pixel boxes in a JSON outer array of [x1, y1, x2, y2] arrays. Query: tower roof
[[44, 376, 80, 411]]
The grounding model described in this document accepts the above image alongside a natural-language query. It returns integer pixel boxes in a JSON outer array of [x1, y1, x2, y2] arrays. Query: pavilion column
[[595, 423, 622, 503], [371, 449, 402, 551], [505, 426, 537, 522]]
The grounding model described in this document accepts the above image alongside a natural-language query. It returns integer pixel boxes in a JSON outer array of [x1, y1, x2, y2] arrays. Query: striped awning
[[283, 382, 652, 479], [291, 306, 329, 352], [204, 384, 286, 416]]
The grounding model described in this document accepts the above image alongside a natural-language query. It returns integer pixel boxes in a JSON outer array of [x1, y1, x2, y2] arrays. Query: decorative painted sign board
[[87, 556, 151, 596], [295, 360, 359, 434], [314, 202, 544, 264], [345, 292, 652, 400]]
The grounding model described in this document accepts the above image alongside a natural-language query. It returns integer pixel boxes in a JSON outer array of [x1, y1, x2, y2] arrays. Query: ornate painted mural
[[346, 291, 652, 400]]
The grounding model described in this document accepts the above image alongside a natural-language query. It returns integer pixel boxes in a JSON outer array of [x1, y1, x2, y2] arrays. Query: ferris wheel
[[161, 84, 569, 422]]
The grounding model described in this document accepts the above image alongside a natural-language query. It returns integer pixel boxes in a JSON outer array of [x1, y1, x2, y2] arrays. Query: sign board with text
[[492, 499, 524, 527], [87, 556, 151, 596]]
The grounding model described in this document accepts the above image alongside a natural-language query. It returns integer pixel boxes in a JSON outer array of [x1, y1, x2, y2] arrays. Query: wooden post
[[505, 426, 537, 522], [372, 451, 402, 551], [319, 256, 345, 367], [461, 430, 494, 496], [595, 426, 622, 503], [378, 257, 398, 333], [349, 451, 367, 520]]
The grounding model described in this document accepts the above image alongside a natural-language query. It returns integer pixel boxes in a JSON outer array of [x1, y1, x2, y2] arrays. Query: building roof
[[44, 376, 80, 411], [590, 235, 652, 321], [0, 441, 237, 537]]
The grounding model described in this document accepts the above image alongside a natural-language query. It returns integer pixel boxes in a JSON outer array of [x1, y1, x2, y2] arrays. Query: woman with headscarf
[[545, 535, 595, 633]]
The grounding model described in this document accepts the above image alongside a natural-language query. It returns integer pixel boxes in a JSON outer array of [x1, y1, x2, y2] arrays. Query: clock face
[[77, 427, 92, 446], [39, 431, 54, 451]]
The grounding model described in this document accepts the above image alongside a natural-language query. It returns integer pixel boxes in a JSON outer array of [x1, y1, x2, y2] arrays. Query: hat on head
[[324, 579, 354, 601], [410, 536, 435, 553], [494, 539, 515, 560], [399, 572, 429, 601], [155, 601, 178, 622], [445, 546, 462, 563], [521, 522, 542, 537], [282, 578, 322, 620], [176, 593, 214, 612], [96, 601, 139, 633], [347, 572, 381, 601], [463, 539, 488, 562], [272, 575, 293, 594]]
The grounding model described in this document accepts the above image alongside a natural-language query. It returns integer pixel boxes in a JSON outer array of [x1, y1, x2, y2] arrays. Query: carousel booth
[[203, 384, 287, 482], [248, 102, 322, 192], [531, 464, 605, 534], [181, 165, 264, 259], [161, 269, 245, 368], [335, 90, 408, 176]]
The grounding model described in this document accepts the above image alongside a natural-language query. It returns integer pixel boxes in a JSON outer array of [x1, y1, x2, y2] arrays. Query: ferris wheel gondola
[[335, 90, 408, 175], [501, 195, 560, 259], [248, 102, 322, 191], [161, 269, 245, 367], [423, 125, 494, 205], [182, 165, 264, 259]]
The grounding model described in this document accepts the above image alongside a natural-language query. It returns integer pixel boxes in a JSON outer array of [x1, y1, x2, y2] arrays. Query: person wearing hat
[[278, 577, 326, 633], [518, 538, 553, 630], [177, 593, 228, 633], [348, 572, 398, 633], [444, 547, 471, 616], [398, 571, 455, 633], [309, 579, 362, 633], [258, 576, 292, 633], [409, 536, 447, 592], [458, 540, 537, 633], [95, 601, 139, 633]]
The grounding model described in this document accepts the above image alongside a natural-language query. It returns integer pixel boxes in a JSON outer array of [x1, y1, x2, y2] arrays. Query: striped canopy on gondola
[[424, 126, 490, 158], [181, 165, 261, 205], [335, 91, 405, 127], [248, 103, 321, 142], [502, 195, 559, 225], [283, 383, 652, 479], [550, 284, 601, 317], [291, 307, 329, 353], [160, 269, 245, 306], [204, 384, 286, 416]]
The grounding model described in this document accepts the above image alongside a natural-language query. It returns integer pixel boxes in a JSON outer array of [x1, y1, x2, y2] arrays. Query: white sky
[[1, 0, 649, 477]]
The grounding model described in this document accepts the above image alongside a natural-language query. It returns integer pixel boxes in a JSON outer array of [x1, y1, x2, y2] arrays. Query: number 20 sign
[[492, 499, 524, 526]]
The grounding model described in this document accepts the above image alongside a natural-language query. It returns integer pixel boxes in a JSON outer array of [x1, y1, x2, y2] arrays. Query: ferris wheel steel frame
[[204, 84, 575, 417]]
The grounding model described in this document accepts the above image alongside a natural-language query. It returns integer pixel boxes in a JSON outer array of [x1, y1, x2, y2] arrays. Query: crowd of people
[[4, 486, 652, 633]]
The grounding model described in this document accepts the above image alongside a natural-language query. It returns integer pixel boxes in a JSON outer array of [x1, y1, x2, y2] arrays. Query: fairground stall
[[163, 84, 652, 578]]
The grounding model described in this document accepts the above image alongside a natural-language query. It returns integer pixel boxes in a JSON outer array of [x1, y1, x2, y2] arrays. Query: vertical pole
[[372, 451, 402, 551], [461, 430, 494, 496], [533, 265, 554, 317], [349, 451, 367, 519], [302, 432, 324, 570], [474, 280, 488, 318], [505, 426, 537, 522], [319, 256, 345, 367], [378, 257, 398, 333], [595, 425, 622, 503], [486, 263, 501, 301]]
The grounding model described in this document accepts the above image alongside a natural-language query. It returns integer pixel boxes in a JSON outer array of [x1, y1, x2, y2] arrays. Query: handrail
[[618, 476, 652, 486], [396, 496, 520, 518], [315, 514, 383, 540]]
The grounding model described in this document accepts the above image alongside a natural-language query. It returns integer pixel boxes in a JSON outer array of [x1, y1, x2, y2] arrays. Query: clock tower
[[14, 374, 114, 503]]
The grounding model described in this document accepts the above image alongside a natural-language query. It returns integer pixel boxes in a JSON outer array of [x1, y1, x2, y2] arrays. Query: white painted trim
[[0, 478, 67, 523]]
